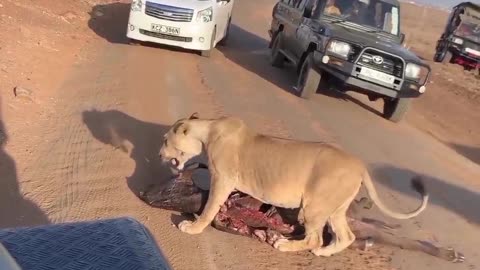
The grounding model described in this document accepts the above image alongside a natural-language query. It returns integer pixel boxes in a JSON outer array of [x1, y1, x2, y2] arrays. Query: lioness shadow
[[372, 164, 480, 225], [0, 101, 49, 228], [82, 109, 174, 195]]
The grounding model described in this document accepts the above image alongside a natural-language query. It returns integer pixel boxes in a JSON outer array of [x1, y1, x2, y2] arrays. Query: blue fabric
[[0, 217, 171, 270]]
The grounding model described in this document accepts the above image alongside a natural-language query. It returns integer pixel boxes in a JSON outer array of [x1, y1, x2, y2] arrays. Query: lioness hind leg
[[312, 204, 356, 257], [273, 208, 327, 252]]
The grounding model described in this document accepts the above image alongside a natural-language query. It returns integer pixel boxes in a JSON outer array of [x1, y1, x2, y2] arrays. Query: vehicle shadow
[[0, 101, 50, 229], [449, 144, 480, 165], [88, 2, 131, 44], [372, 164, 480, 225], [218, 24, 385, 117], [81, 109, 175, 197], [333, 91, 385, 117], [217, 24, 298, 96]]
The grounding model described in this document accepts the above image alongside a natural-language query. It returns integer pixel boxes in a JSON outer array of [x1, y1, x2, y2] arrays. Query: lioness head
[[159, 112, 203, 171]]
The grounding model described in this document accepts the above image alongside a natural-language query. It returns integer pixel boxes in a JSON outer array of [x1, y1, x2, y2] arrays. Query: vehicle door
[[290, 0, 319, 59], [279, 0, 300, 57], [214, 0, 230, 42], [274, 0, 292, 19], [284, 0, 312, 60]]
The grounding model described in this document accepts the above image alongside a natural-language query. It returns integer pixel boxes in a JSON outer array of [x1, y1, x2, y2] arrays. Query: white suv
[[126, 0, 234, 57]]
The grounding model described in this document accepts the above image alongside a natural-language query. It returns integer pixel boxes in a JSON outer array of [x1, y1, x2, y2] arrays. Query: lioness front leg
[[178, 174, 234, 234]]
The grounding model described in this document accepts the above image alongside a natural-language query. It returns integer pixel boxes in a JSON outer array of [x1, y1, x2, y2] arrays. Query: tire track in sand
[[22, 46, 128, 223]]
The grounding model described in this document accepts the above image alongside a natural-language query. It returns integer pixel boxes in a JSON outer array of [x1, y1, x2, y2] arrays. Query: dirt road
[[1, 0, 479, 269]]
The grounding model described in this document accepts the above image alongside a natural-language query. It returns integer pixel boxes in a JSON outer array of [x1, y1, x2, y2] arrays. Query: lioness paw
[[447, 247, 466, 263], [273, 238, 291, 252], [178, 220, 203, 234], [311, 247, 334, 257]]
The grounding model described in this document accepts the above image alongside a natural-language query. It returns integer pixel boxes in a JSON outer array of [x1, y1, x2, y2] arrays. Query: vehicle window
[[390, 6, 399, 35], [303, 0, 319, 17], [320, 0, 401, 35], [310, 0, 324, 18], [297, 0, 309, 10], [290, 0, 301, 7], [444, 8, 456, 33], [280, 0, 294, 6], [453, 7, 480, 42]]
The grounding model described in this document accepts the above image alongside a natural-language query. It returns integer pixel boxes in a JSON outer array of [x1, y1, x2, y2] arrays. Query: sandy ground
[[0, 0, 479, 269]]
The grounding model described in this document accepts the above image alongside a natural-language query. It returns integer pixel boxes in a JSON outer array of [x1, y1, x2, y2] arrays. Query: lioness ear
[[180, 124, 189, 136], [172, 122, 184, 134], [175, 123, 190, 136], [189, 112, 199, 120]]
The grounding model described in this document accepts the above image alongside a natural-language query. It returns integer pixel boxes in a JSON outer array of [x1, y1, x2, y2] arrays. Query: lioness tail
[[362, 172, 429, 220]]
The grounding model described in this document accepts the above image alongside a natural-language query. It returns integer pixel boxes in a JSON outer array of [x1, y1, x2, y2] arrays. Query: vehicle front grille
[[357, 49, 403, 78], [140, 29, 193, 42], [145, 2, 194, 22], [348, 44, 362, 62]]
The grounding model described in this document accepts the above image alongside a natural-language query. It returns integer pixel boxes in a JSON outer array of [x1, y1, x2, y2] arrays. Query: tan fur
[[159, 113, 429, 256]]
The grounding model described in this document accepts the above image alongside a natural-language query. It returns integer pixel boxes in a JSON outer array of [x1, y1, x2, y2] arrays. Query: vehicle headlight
[[196, 7, 213, 23], [326, 40, 351, 59], [405, 63, 429, 85], [405, 63, 421, 79], [131, 0, 143, 12], [452, 37, 464, 45]]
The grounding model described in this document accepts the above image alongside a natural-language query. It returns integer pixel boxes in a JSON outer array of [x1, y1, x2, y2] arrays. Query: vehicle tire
[[201, 27, 216, 58], [434, 42, 454, 64], [268, 29, 278, 49], [295, 53, 321, 99], [128, 38, 141, 46], [218, 17, 231, 46], [270, 31, 285, 68], [383, 97, 411, 123], [433, 50, 444, 62], [433, 40, 448, 63], [443, 51, 453, 64]]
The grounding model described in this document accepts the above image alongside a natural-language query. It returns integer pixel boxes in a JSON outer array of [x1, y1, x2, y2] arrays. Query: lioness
[[159, 113, 429, 257]]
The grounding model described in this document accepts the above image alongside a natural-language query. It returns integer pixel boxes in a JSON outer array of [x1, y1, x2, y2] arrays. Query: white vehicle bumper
[[126, 9, 215, 51]]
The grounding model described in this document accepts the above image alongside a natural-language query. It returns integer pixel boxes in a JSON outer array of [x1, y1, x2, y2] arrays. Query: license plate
[[466, 47, 480, 56], [151, 24, 180, 35], [359, 67, 395, 85]]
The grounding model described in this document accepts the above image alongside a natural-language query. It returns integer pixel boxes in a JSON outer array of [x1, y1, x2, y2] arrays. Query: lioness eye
[[164, 139, 168, 146]]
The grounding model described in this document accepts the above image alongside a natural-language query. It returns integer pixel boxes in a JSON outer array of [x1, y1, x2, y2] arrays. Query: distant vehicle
[[434, 2, 480, 71], [126, 0, 234, 57], [268, 0, 431, 122]]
